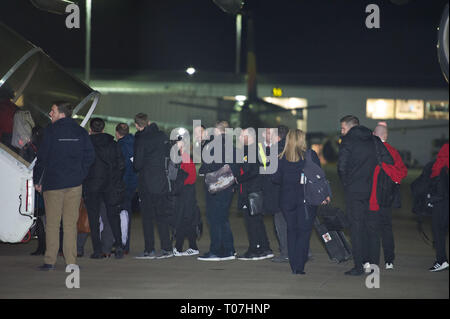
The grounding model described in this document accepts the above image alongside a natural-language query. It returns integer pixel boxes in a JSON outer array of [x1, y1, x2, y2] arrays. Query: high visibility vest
[[258, 143, 267, 171]]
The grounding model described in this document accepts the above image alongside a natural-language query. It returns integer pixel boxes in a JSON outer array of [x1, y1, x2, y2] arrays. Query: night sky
[[0, 0, 448, 87]]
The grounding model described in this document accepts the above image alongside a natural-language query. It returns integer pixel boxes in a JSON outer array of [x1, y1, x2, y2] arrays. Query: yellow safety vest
[[258, 143, 267, 171]]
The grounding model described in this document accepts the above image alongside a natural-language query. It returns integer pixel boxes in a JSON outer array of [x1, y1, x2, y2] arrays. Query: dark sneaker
[[293, 270, 306, 275], [272, 255, 289, 263], [258, 250, 274, 260], [115, 247, 124, 259], [90, 252, 105, 259], [156, 249, 174, 259], [219, 253, 236, 261], [134, 251, 156, 259], [344, 267, 364, 276], [197, 252, 222, 261], [429, 261, 449, 272], [237, 251, 262, 261], [37, 264, 55, 271]]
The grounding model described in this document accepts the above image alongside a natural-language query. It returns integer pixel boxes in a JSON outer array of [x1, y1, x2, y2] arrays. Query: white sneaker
[[429, 261, 449, 272], [385, 263, 394, 270], [173, 248, 183, 257], [182, 248, 200, 256]]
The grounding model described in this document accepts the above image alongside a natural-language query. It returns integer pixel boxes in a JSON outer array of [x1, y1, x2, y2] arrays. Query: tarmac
[[0, 167, 448, 299]]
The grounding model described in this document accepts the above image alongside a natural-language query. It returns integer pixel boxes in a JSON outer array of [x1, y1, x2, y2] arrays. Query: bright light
[[263, 97, 308, 109], [186, 67, 196, 75], [366, 99, 395, 119], [235, 95, 247, 102]]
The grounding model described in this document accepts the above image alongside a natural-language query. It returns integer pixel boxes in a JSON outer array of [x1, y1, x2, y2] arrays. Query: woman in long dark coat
[[272, 129, 329, 274]]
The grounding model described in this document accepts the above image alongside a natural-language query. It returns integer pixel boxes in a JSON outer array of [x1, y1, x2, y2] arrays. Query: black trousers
[[282, 204, 315, 273], [380, 207, 395, 264], [242, 209, 271, 253], [346, 194, 382, 269], [175, 185, 198, 251], [139, 192, 172, 252], [432, 198, 449, 264], [84, 192, 123, 254]]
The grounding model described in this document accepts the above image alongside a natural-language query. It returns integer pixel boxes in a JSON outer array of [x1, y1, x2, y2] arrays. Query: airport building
[[87, 71, 449, 166]]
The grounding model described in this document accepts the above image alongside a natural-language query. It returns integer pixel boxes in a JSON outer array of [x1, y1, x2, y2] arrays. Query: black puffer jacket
[[236, 143, 264, 210], [84, 133, 125, 204], [134, 123, 170, 195], [338, 125, 393, 197], [262, 138, 285, 214]]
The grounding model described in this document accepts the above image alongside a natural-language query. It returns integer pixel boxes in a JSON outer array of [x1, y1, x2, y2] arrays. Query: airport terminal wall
[[88, 77, 448, 166]]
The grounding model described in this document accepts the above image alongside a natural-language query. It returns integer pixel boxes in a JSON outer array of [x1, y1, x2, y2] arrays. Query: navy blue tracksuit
[[272, 150, 321, 274]]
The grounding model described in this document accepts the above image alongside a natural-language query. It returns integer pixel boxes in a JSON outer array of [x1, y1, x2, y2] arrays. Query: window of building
[[425, 100, 449, 120], [394, 99, 424, 120], [366, 99, 431, 120], [366, 99, 395, 119], [262, 97, 308, 109]]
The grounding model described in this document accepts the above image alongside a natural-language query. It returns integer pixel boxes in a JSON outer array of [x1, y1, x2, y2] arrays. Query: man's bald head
[[373, 125, 388, 142]]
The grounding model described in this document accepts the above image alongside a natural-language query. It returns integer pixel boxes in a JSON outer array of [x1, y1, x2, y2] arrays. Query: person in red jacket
[[370, 123, 408, 270], [0, 85, 18, 146], [172, 132, 200, 256], [429, 143, 449, 272]]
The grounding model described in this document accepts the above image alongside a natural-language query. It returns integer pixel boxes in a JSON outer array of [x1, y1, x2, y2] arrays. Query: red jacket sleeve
[[181, 152, 197, 185]]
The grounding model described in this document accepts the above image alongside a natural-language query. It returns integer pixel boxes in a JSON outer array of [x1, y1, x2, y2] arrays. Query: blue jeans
[[205, 188, 235, 256]]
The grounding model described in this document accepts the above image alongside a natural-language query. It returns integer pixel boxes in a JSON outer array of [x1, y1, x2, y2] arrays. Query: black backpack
[[303, 150, 332, 206], [411, 161, 440, 216]]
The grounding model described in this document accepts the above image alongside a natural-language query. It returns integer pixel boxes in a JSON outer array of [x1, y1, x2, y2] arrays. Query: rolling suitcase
[[314, 217, 352, 263]]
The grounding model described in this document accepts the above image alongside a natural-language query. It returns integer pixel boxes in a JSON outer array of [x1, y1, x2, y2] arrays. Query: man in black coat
[[236, 128, 273, 260], [83, 118, 126, 259], [133, 113, 173, 259], [261, 126, 290, 262], [338, 115, 393, 275]]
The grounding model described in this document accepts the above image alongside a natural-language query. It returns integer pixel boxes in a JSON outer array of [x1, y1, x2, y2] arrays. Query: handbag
[[248, 191, 264, 216], [77, 199, 90, 234], [205, 164, 235, 194]]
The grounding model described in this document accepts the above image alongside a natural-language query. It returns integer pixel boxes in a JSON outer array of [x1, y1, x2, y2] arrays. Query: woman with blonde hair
[[272, 129, 327, 274]]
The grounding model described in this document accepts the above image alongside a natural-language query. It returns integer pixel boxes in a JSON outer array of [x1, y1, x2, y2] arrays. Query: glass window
[[366, 99, 395, 119], [394, 100, 424, 120], [425, 100, 449, 120]]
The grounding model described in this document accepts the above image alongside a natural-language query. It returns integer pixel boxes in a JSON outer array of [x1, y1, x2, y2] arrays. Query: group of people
[[17, 99, 448, 275]]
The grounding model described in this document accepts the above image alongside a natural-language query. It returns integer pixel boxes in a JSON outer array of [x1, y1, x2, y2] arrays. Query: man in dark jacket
[[261, 126, 290, 262], [84, 118, 126, 259], [429, 143, 449, 272], [115, 123, 138, 254], [198, 121, 239, 261], [236, 128, 273, 260], [133, 113, 173, 259], [34, 102, 95, 270], [338, 115, 393, 276], [371, 123, 408, 270]]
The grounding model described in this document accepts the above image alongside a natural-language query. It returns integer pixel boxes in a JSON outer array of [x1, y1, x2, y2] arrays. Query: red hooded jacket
[[431, 143, 449, 178], [369, 142, 408, 211]]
